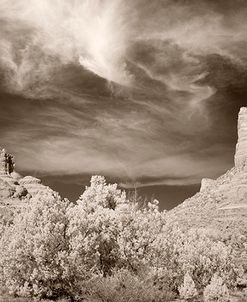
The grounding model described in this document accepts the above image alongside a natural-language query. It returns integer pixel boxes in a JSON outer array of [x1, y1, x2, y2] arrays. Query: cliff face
[[168, 107, 247, 233], [235, 107, 247, 168]]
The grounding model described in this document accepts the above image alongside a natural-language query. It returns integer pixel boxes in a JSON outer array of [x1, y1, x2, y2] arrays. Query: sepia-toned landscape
[[0, 1, 247, 301], [0, 108, 246, 301]]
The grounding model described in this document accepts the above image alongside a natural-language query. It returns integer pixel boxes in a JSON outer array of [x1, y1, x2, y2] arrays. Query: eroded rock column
[[0, 148, 15, 175], [235, 107, 247, 168]]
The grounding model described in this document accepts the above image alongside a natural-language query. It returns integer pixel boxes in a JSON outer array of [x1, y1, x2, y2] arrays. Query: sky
[[0, 0, 247, 209]]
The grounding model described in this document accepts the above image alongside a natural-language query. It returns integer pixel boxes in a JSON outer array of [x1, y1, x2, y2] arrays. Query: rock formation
[[0, 148, 15, 176], [0, 147, 57, 223], [168, 107, 247, 234], [0, 147, 55, 203], [19, 176, 54, 197], [200, 178, 215, 192], [235, 107, 247, 168]]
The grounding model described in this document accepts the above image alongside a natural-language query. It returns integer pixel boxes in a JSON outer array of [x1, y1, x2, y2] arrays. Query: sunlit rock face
[[169, 107, 247, 234], [19, 176, 54, 197], [0, 147, 57, 222], [200, 178, 215, 192], [0, 148, 55, 202], [235, 107, 247, 168]]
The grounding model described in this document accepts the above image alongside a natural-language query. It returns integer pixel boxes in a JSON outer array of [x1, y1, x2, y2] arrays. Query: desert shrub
[[117, 199, 166, 272], [67, 176, 128, 277], [226, 233, 247, 288], [0, 175, 241, 301], [0, 192, 78, 300], [178, 272, 198, 300], [84, 268, 174, 302], [153, 226, 237, 292], [63, 176, 239, 298], [68, 176, 166, 277], [203, 274, 230, 302]]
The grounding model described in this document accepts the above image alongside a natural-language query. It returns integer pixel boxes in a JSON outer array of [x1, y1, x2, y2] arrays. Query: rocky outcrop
[[0, 147, 57, 223], [168, 107, 247, 234], [0, 148, 27, 200], [0, 148, 55, 202], [0, 148, 15, 176], [19, 176, 54, 197], [200, 178, 215, 192], [235, 107, 247, 168]]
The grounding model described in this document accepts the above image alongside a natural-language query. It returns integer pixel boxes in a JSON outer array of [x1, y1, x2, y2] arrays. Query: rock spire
[[0, 148, 15, 176], [235, 107, 247, 168]]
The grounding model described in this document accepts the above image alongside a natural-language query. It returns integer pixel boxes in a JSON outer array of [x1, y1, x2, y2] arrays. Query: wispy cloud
[[1, 0, 247, 96], [0, 96, 233, 186], [0, 0, 136, 96], [0, 0, 247, 187]]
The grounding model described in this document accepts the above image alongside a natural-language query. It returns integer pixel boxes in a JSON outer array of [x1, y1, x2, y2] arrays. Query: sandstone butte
[[167, 107, 247, 234]]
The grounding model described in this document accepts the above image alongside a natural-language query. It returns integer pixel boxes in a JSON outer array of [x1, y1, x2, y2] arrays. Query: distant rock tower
[[235, 107, 247, 168], [0, 148, 15, 176]]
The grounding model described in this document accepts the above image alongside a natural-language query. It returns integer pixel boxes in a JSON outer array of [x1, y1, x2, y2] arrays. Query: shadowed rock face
[[235, 107, 247, 168]]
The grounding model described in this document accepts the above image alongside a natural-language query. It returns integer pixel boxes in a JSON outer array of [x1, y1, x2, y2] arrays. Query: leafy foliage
[[0, 192, 73, 299], [178, 272, 198, 300], [84, 269, 174, 302], [203, 274, 230, 302], [0, 176, 245, 301]]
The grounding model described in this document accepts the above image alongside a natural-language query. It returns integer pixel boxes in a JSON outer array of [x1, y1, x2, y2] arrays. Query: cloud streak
[[0, 96, 234, 187]]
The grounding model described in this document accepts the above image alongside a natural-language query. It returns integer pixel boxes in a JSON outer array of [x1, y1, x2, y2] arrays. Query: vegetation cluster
[[0, 176, 246, 301]]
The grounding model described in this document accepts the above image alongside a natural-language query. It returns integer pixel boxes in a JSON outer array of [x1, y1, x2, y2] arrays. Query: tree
[[203, 274, 230, 302], [178, 272, 198, 300], [68, 176, 166, 276], [67, 176, 127, 278]]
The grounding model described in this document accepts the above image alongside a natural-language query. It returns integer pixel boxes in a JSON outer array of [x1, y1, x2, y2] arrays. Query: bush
[[203, 274, 230, 302], [154, 227, 237, 292], [68, 176, 165, 277], [0, 192, 77, 300], [178, 272, 198, 300], [0, 176, 242, 301], [84, 269, 174, 302]]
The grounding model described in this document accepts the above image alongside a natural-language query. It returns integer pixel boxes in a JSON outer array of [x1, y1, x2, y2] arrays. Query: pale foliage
[[117, 199, 165, 271], [203, 274, 230, 302], [0, 192, 73, 299], [84, 269, 173, 302], [178, 272, 198, 300], [0, 175, 244, 301], [67, 176, 165, 277], [154, 226, 237, 291], [67, 176, 127, 277]]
